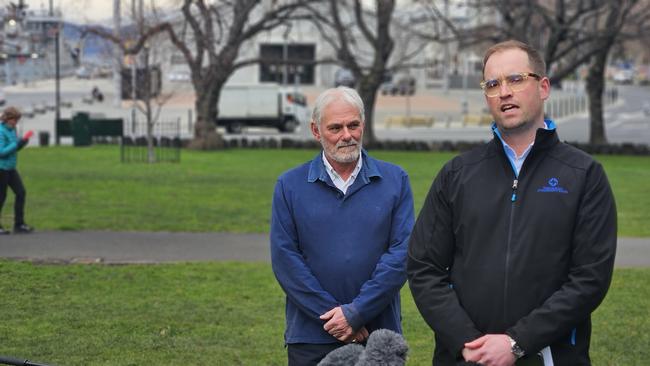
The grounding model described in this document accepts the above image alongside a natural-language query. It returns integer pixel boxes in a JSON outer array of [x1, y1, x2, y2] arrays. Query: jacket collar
[[490, 119, 559, 154], [308, 149, 381, 185]]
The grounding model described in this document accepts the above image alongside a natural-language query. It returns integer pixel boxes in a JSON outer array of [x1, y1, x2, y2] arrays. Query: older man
[[271, 86, 414, 366]]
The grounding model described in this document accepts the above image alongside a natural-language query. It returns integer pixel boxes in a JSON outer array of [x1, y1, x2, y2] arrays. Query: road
[[558, 85, 650, 144], [3, 78, 649, 146], [4, 90, 87, 111], [221, 84, 650, 144]]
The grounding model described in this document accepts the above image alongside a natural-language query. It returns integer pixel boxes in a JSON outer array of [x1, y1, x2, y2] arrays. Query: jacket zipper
[[511, 179, 518, 202], [504, 177, 518, 322]]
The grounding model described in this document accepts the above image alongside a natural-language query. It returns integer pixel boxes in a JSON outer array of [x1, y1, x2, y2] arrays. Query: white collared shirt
[[322, 152, 363, 194]]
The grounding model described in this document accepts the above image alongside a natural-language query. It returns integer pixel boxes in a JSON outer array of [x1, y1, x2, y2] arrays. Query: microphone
[[357, 329, 408, 366], [318, 329, 409, 366], [317, 344, 364, 366]]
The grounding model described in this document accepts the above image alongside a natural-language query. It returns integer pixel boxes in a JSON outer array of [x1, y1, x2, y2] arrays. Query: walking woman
[[0, 106, 34, 234]]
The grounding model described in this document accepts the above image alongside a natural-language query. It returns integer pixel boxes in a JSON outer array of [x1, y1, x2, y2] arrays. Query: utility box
[[71, 113, 92, 146], [38, 131, 50, 147]]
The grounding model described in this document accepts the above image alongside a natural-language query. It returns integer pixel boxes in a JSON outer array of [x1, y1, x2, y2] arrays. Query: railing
[[121, 118, 182, 163]]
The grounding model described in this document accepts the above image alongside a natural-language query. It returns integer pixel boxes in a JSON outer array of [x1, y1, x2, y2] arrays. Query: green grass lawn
[[6, 146, 650, 237], [0, 261, 647, 365]]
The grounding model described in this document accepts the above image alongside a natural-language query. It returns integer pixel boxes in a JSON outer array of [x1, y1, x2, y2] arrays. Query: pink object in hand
[[23, 130, 34, 140]]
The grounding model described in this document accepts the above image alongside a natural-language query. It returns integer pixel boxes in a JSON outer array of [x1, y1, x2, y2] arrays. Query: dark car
[[381, 76, 416, 96], [334, 68, 355, 87]]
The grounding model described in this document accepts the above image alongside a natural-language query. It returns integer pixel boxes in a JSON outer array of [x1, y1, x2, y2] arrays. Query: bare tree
[[86, 1, 174, 162], [131, 2, 174, 162], [418, 0, 650, 144], [158, 0, 316, 149], [307, 0, 397, 146], [88, 0, 316, 150]]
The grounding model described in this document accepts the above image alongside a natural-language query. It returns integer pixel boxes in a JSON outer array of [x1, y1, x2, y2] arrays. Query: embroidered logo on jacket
[[537, 177, 568, 194]]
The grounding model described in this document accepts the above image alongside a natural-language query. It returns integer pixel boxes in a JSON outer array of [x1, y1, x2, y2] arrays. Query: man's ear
[[539, 76, 551, 101], [310, 121, 321, 141]]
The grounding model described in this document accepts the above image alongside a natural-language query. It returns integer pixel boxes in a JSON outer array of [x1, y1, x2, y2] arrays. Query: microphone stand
[[0, 356, 53, 366]]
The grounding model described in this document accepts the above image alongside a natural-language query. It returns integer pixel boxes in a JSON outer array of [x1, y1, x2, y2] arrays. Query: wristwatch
[[508, 336, 525, 359]]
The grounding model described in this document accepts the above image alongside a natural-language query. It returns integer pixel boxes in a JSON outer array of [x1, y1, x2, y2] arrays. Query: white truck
[[216, 84, 309, 134]]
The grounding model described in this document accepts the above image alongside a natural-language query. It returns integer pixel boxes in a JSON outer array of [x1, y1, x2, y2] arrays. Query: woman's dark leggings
[[0, 169, 26, 226]]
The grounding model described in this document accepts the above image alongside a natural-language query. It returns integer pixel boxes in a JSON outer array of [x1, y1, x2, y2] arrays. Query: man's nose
[[341, 127, 352, 140], [499, 80, 513, 97]]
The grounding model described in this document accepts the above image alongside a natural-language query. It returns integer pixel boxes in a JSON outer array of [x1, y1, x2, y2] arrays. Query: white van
[[216, 84, 308, 134]]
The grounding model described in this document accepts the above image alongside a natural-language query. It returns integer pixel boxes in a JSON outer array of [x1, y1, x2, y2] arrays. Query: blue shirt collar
[[491, 119, 556, 177], [491, 118, 556, 140]]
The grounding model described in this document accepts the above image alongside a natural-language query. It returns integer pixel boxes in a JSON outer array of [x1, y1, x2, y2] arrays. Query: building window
[[259, 43, 315, 85]]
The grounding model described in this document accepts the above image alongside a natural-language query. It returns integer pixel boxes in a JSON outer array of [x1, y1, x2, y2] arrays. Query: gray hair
[[311, 86, 365, 127]]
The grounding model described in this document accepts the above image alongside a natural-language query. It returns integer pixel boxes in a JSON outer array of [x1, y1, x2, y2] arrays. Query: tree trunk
[[359, 88, 378, 147], [188, 87, 225, 150], [146, 111, 155, 163], [358, 74, 384, 148], [143, 48, 156, 163], [585, 0, 627, 145], [586, 48, 609, 145]]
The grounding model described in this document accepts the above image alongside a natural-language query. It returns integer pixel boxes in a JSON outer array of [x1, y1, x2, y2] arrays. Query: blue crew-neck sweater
[[270, 150, 414, 344]]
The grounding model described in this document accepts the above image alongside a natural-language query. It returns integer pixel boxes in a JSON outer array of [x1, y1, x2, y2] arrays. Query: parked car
[[75, 66, 92, 79], [612, 69, 634, 85], [167, 65, 191, 82], [334, 68, 355, 87], [381, 75, 416, 96], [94, 65, 113, 78], [0, 88, 5, 106]]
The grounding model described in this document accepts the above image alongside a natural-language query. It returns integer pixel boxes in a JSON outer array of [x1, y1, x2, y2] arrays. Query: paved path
[[0, 231, 271, 263], [0, 231, 648, 267]]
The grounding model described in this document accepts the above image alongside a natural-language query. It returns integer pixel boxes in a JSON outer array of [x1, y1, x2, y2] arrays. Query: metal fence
[[121, 118, 182, 163], [545, 81, 619, 120]]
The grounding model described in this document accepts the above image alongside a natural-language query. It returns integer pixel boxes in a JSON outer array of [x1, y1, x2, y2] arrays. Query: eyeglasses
[[480, 72, 541, 97]]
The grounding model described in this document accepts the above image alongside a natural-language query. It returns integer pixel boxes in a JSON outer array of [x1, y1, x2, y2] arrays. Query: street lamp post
[[49, 0, 61, 129], [113, 0, 122, 107], [461, 54, 468, 117], [282, 23, 292, 87], [442, 0, 449, 94], [55, 25, 60, 123]]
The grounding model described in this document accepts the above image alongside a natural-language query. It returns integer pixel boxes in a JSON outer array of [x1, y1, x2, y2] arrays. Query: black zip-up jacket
[[407, 126, 617, 365]]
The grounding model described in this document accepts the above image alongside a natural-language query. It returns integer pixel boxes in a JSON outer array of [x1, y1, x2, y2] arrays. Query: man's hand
[[22, 130, 34, 141], [462, 346, 482, 364], [320, 306, 356, 341], [463, 334, 516, 366], [349, 327, 369, 344]]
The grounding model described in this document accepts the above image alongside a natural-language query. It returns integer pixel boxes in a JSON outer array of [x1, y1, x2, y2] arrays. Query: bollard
[[38, 131, 50, 147]]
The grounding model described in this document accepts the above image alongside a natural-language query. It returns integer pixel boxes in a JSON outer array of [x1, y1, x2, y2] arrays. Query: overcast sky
[[20, 0, 111, 22], [21, 0, 176, 23]]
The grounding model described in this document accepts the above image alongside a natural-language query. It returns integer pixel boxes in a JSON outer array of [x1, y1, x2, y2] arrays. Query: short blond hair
[[482, 40, 547, 77]]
